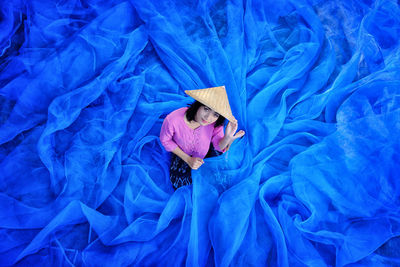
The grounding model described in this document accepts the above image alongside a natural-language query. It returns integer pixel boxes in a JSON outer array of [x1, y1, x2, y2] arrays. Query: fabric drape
[[1, 0, 400, 266]]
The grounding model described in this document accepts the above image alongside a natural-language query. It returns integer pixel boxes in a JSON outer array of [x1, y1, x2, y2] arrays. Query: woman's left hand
[[225, 122, 245, 140]]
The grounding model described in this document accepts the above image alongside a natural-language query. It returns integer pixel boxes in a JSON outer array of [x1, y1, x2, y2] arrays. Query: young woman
[[160, 86, 245, 189]]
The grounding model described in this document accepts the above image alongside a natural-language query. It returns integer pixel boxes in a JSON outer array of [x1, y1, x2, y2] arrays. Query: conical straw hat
[[185, 86, 237, 123]]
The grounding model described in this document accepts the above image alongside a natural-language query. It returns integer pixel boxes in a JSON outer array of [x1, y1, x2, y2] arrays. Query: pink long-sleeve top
[[160, 107, 225, 159]]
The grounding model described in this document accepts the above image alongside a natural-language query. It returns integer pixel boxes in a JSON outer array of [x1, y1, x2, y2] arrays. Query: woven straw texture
[[185, 86, 237, 123]]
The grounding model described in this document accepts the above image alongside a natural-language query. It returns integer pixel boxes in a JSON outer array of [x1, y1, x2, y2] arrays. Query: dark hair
[[186, 101, 226, 127]]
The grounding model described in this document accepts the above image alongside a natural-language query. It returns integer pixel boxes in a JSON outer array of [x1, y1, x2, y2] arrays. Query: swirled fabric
[[1, 0, 400, 266]]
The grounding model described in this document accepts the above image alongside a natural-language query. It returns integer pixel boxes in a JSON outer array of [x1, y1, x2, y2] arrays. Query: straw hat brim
[[185, 86, 237, 123]]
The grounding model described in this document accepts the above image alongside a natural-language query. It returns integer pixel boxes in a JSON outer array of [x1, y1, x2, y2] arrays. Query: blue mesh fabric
[[1, 0, 400, 266]]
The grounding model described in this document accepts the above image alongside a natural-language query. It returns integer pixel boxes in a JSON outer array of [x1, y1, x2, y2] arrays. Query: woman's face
[[195, 105, 220, 126]]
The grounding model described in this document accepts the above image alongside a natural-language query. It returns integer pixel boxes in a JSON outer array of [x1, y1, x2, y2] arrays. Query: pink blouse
[[160, 107, 225, 159]]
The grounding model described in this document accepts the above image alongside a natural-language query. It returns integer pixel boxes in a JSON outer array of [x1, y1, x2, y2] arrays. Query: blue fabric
[[1, 0, 400, 266]]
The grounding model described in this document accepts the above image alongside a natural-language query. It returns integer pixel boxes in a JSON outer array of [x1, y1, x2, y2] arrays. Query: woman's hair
[[186, 101, 226, 127]]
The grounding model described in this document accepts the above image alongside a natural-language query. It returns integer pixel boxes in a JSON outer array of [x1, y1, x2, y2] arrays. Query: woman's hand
[[186, 157, 204, 170], [225, 122, 245, 140], [219, 122, 245, 151], [172, 147, 203, 169]]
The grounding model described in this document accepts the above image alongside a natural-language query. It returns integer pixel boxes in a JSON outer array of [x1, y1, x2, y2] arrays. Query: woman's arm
[[172, 146, 204, 170], [218, 135, 234, 151], [161, 115, 203, 169], [219, 122, 245, 150]]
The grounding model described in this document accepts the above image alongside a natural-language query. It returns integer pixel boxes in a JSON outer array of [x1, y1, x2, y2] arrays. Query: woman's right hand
[[186, 157, 204, 170]]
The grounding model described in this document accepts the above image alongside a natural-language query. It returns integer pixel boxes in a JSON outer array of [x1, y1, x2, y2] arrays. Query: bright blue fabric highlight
[[1, 0, 400, 266]]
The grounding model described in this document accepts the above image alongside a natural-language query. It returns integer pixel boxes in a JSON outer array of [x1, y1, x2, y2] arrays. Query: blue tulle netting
[[1, 0, 400, 266]]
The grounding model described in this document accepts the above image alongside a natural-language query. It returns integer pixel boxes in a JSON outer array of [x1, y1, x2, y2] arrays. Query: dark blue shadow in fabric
[[1, 0, 400, 266]]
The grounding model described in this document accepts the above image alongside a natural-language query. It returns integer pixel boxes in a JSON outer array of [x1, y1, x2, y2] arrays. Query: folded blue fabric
[[1, 0, 400, 266]]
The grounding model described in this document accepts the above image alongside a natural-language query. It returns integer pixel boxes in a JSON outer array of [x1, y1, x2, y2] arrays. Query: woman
[[160, 86, 245, 189]]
